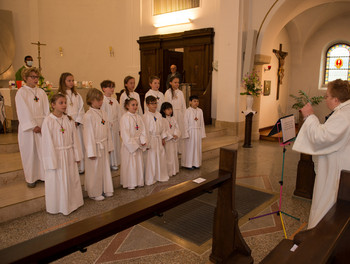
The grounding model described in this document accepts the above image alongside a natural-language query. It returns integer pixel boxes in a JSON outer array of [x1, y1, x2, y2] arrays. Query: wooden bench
[[0, 146, 253, 264], [261, 170, 350, 264]]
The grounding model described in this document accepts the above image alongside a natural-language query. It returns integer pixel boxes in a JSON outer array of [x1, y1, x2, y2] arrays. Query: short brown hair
[[100, 80, 115, 89], [149, 76, 160, 84], [22, 67, 40, 80], [328, 79, 350, 103], [86, 88, 103, 106], [146, 95, 157, 104]]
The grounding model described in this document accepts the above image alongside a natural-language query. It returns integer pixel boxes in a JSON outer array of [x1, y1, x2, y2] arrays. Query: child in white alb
[[41, 93, 84, 215], [120, 98, 147, 189], [143, 96, 169, 185], [160, 102, 181, 177], [58, 72, 85, 174], [144, 75, 164, 113], [164, 76, 186, 154], [100, 80, 121, 171], [119, 75, 143, 116], [83, 88, 114, 201], [181, 95, 206, 169], [15, 67, 49, 188]]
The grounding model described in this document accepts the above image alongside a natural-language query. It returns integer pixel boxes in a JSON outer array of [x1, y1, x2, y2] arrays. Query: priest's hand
[[300, 103, 314, 118], [33, 126, 41, 133]]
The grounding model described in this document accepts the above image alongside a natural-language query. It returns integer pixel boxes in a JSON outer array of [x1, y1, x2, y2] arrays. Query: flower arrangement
[[240, 71, 262, 97], [38, 75, 54, 101], [290, 90, 324, 110]]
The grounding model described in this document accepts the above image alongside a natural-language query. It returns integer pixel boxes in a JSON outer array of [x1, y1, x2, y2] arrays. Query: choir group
[[15, 67, 206, 215]]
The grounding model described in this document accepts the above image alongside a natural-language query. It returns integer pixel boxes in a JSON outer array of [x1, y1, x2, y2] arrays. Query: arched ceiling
[[256, 0, 350, 54]]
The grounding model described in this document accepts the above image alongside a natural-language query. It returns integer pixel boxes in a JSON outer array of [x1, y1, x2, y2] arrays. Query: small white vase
[[246, 95, 254, 112]]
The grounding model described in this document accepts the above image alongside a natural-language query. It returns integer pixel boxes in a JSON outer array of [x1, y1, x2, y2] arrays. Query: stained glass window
[[324, 43, 350, 84]]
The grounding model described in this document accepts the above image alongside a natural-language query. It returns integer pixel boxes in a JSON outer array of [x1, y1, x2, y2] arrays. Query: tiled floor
[[0, 140, 312, 263]]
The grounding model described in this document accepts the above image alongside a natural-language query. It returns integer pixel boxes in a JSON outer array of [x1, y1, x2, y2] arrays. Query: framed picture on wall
[[264, 80, 271, 96]]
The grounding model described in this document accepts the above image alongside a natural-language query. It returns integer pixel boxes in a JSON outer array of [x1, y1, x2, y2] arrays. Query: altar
[[0, 87, 91, 132]]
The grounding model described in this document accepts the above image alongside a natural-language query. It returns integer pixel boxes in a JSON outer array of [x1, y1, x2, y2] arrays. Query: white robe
[[293, 100, 350, 228], [143, 111, 169, 185], [41, 114, 84, 215], [15, 85, 49, 183], [65, 90, 85, 172], [119, 91, 143, 116], [163, 116, 181, 176], [181, 107, 206, 168], [101, 95, 121, 167], [120, 112, 147, 189], [83, 107, 114, 197], [144, 89, 165, 112], [164, 89, 186, 153]]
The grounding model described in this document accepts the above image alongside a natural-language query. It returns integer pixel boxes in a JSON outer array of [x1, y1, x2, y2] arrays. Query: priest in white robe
[[41, 113, 84, 215], [15, 68, 49, 187], [293, 79, 350, 228]]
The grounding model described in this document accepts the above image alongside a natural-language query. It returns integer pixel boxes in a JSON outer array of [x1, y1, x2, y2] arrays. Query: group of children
[[15, 67, 206, 216]]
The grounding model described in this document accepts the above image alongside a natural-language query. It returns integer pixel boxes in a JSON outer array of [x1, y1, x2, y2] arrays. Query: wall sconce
[[264, 65, 271, 72], [109, 46, 114, 57], [59, 47, 63, 57]]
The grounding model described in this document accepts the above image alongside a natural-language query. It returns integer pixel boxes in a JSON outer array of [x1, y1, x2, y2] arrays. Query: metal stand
[[249, 125, 300, 238]]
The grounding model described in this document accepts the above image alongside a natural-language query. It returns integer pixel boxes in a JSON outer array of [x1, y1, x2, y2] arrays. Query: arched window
[[324, 43, 350, 84]]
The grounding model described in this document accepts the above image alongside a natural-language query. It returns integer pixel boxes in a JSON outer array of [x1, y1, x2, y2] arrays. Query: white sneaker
[[111, 166, 118, 171], [104, 192, 113, 197], [90, 196, 105, 201]]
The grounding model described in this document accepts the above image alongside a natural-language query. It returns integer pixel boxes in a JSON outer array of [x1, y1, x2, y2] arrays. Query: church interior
[[0, 0, 349, 263]]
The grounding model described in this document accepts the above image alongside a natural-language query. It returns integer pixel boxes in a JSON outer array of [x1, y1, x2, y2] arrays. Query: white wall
[[289, 13, 350, 121], [0, 0, 141, 92], [259, 27, 291, 128]]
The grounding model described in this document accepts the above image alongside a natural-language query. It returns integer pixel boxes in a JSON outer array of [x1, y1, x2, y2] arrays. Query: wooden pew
[[261, 170, 350, 264], [0, 146, 252, 264]]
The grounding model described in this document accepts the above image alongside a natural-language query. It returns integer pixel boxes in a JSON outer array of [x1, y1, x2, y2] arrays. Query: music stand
[[249, 115, 300, 238]]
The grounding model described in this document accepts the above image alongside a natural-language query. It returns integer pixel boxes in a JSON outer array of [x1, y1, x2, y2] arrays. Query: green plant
[[240, 71, 262, 97], [290, 90, 324, 110]]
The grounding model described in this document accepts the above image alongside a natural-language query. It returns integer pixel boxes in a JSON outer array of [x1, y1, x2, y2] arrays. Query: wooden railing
[[0, 146, 252, 264], [261, 170, 350, 264]]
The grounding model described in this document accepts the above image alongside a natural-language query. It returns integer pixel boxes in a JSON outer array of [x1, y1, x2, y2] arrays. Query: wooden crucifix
[[273, 44, 288, 100], [31, 41, 47, 72]]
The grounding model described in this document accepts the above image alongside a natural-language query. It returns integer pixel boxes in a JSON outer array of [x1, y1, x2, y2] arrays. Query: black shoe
[[27, 182, 36, 188], [192, 166, 200, 169]]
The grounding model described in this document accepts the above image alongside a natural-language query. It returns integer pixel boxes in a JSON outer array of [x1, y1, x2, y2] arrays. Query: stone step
[[0, 170, 121, 224], [0, 126, 236, 223], [0, 133, 19, 153]]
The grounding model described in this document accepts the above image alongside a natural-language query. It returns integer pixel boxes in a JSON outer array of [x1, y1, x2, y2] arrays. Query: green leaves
[[290, 90, 324, 110], [241, 71, 262, 97]]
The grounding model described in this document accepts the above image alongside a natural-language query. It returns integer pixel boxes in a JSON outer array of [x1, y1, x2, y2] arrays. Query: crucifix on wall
[[273, 43, 288, 100], [31, 41, 47, 72]]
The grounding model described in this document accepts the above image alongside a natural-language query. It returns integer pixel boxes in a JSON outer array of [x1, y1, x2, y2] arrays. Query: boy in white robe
[[293, 79, 350, 228], [41, 93, 83, 215], [120, 98, 148, 189], [143, 96, 169, 185], [144, 76, 164, 113], [181, 95, 206, 169], [83, 88, 114, 201], [15, 67, 49, 187], [100, 80, 122, 170]]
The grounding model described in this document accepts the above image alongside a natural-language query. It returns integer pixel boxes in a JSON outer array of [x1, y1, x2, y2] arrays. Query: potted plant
[[241, 71, 262, 112]]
